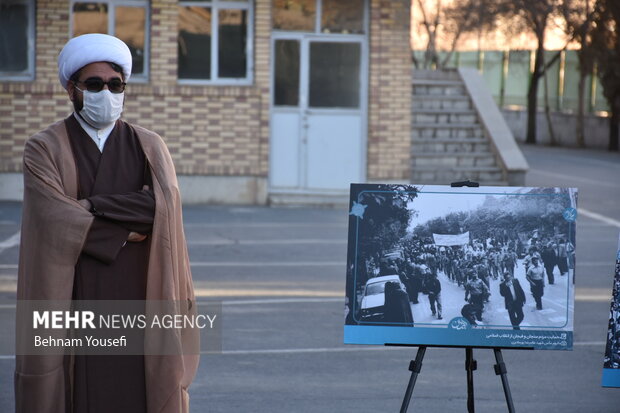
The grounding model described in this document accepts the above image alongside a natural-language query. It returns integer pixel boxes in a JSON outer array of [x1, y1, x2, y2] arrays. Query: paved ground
[[1, 142, 620, 412]]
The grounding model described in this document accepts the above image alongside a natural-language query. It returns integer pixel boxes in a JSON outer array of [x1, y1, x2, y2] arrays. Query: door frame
[[268, 6, 369, 193]]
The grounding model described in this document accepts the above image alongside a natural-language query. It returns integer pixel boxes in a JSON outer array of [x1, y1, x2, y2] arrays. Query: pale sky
[[407, 190, 487, 231]]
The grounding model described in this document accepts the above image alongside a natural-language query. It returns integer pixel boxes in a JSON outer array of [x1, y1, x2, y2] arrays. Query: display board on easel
[[344, 184, 577, 350], [602, 233, 620, 387]]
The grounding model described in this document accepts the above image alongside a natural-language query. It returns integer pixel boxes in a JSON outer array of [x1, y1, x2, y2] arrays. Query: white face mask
[[78, 89, 124, 129]]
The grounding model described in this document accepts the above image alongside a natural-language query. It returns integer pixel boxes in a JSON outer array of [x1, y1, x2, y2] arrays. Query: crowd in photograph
[[359, 229, 575, 329], [604, 263, 620, 369]]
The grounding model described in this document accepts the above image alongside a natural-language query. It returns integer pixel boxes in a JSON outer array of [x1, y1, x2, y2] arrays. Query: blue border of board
[[602, 369, 620, 388], [344, 185, 576, 351]]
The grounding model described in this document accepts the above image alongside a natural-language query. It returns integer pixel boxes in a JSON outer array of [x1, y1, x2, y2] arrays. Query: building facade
[[0, 0, 412, 204]]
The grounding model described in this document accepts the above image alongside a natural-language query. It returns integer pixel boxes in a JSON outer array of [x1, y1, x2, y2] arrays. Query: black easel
[[493, 348, 515, 413], [399, 180, 516, 412], [399, 346, 516, 413], [399, 346, 426, 413], [465, 347, 477, 413], [451, 180, 480, 188]]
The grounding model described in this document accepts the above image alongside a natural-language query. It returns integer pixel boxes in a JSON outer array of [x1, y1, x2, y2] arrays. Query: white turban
[[58, 33, 132, 90]]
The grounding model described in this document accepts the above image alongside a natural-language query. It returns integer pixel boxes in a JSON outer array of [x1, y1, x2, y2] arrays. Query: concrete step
[[412, 112, 478, 124], [412, 151, 495, 158], [412, 124, 485, 139], [413, 94, 470, 100], [412, 69, 460, 81], [411, 138, 490, 153], [411, 166, 505, 184], [412, 153, 498, 168], [413, 95, 472, 110], [412, 83, 466, 96], [412, 137, 488, 143], [412, 165, 502, 172], [413, 108, 476, 115], [412, 79, 463, 86], [411, 122, 481, 128], [411, 176, 510, 186], [409, 69, 520, 187]]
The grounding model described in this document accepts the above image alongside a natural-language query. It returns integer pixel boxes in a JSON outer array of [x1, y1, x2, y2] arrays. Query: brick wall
[[1, 0, 413, 195], [0, 0, 70, 172], [368, 0, 412, 181], [0, 0, 271, 178]]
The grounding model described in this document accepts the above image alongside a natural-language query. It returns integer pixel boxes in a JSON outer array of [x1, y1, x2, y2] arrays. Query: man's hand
[[127, 232, 147, 242], [78, 199, 91, 210]]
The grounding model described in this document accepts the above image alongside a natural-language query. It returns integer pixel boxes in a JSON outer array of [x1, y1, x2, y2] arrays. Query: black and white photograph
[[345, 184, 576, 349]]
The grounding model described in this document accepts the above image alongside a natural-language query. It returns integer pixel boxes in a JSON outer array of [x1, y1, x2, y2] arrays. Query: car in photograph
[[383, 249, 403, 261], [359, 275, 407, 322]]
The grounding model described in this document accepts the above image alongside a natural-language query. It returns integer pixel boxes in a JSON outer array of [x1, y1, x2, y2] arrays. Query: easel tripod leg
[[465, 347, 477, 413], [493, 349, 516, 413], [399, 346, 427, 413]]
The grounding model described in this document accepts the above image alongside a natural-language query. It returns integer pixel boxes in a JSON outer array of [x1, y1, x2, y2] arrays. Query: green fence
[[413, 50, 609, 113]]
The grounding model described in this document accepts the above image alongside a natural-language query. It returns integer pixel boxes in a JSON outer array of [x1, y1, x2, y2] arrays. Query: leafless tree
[[412, 0, 500, 69], [562, 0, 596, 147], [542, 52, 559, 146], [501, 0, 566, 145], [590, 0, 620, 151]]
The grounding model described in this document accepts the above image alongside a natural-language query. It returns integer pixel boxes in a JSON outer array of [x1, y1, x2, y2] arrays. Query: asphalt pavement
[[1, 142, 620, 412]]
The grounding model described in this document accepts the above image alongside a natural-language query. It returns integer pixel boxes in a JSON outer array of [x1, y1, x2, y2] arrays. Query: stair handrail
[[458, 68, 529, 186]]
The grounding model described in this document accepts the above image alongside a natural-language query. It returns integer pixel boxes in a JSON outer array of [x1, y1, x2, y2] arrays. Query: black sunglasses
[[75, 77, 126, 94]]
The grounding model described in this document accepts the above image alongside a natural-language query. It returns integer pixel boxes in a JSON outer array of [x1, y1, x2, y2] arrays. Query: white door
[[270, 35, 367, 191]]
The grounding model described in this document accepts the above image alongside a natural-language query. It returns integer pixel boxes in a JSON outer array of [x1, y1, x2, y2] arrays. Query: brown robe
[[15, 117, 198, 413], [66, 115, 154, 413]]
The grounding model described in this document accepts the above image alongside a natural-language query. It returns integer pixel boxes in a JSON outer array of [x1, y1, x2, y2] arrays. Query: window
[[272, 0, 315, 31], [274, 39, 300, 106], [0, 0, 35, 80], [178, 1, 253, 84], [71, 1, 149, 81], [309, 42, 360, 108], [273, 0, 365, 34]]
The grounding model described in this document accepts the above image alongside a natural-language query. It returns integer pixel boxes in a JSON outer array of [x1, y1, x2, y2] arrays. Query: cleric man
[[15, 34, 198, 413]]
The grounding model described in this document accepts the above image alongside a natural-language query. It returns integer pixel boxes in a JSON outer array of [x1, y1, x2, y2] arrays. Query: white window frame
[[178, 0, 254, 86], [0, 0, 36, 81], [271, 0, 368, 36], [69, 0, 151, 83]]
